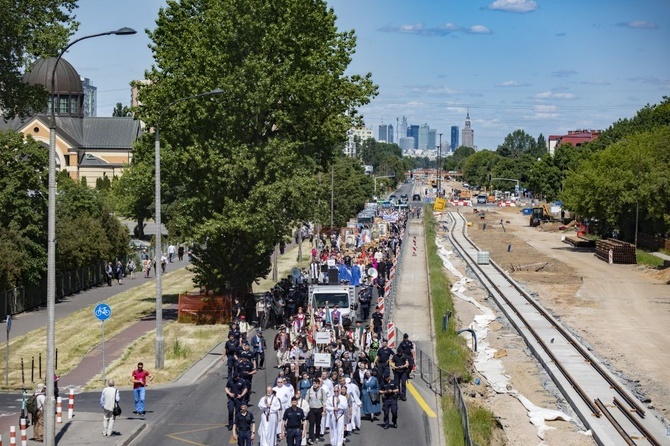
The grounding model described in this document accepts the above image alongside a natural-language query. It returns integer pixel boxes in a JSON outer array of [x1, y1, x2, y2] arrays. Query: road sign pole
[[94, 303, 111, 384], [6, 315, 11, 387], [101, 320, 105, 383]]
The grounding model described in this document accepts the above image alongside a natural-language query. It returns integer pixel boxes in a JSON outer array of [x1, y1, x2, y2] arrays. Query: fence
[[0, 247, 155, 322]]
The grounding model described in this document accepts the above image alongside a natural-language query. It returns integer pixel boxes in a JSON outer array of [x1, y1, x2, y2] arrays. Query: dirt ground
[[438, 199, 670, 445]]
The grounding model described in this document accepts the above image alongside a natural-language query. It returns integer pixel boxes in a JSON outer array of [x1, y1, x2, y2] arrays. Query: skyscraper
[[81, 76, 97, 117], [399, 116, 408, 143], [407, 125, 419, 149], [378, 123, 394, 143], [399, 137, 414, 152], [451, 126, 459, 151], [428, 129, 436, 151], [418, 123, 430, 149], [462, 109, 474, 148]]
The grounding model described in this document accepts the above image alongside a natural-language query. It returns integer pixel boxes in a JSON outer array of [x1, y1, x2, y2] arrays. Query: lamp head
[[114, 27, 137, 35]]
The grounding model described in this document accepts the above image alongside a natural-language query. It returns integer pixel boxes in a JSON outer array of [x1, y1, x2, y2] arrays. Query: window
[[70, 97, 78, 114], [59, 96, 68, 114]]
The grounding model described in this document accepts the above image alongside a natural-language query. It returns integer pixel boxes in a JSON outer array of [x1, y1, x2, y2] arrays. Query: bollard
[[56, 396, 62, 424], [387, 322, 396, 349], [9, 426, 15, 446], [507, 244, 511, 252], [19, 419, 26, 446], [68, 389, 75, 419]]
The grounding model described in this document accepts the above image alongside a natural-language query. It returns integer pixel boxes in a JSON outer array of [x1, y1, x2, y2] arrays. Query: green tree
[[444, 146, 475, 172], [330, 155, 374, 227], [112, 102, 132, 117], [0, 0, 78, 119], [0, 131, 48, 289], [130, 0, 377, 294], [462, 150, 501, 187], [562, 126, 670, 240], [497, 129, 542, 159]]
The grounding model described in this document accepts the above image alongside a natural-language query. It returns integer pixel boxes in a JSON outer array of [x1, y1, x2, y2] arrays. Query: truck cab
[[308, 284, 357, 326]]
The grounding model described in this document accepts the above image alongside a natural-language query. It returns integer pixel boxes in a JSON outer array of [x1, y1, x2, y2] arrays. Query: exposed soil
[[439, 201, 670, 445]]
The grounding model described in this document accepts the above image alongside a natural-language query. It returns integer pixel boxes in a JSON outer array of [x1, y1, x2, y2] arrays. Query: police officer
[[232, 402, 255, 446], [380, 375, 399, 429], [371, 306, 383, 337], [390, 349, 409, 401], [226, 374, 248, 430], [397, 333, 415, 378], [358, 286, 372, 321], [281, 396, 306, 446], [375, 339, 394, 379], [236, 355, 256, 404], [225, 333, 240, 378]]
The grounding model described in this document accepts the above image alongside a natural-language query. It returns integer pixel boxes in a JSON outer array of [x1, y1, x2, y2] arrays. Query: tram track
[[445, 211, 667, 446]]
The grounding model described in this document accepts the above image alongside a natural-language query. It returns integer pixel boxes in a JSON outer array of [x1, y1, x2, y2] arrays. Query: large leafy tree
[[562, 126, 670, 240], [496, 129, 544, 159], [443, 146, 475, 172], [0, 0, 78, 120], [0, 131, 48, 290], [330, 155, 374, 227], [462, 150, 501, 186], [129, 0, 377, 294]]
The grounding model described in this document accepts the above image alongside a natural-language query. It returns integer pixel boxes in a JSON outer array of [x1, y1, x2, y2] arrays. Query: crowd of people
[[226, 209, 415, 446]]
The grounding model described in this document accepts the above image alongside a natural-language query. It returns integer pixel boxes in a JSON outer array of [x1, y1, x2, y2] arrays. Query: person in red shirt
[[131, 362, 153, 416]]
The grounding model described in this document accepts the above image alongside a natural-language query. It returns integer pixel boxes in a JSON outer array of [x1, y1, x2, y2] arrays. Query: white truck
[[308, 284, 357, 326]]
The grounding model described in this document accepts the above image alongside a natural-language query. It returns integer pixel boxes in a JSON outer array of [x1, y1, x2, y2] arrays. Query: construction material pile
[[595, 239, 637, 264]]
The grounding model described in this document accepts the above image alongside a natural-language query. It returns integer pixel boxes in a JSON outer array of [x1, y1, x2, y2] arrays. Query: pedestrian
[[232, 402, 255, 446], [281, 397, 307, 446], [100, 379, 120, 437], [298, 372, 312, 399], [131, 362, 152, 416], [380, 375, 399, 429], [167, 243, 176, 263], [398, 333, 415, 378], [225, 333, 239, 378], [375, 339, 394, 379], [226, 374, 248, 430], [126, 258, 136, 280], [238, 315, 249, 341], [144, 258, 151, 278], [306, 377, 326, 445], [161, 253, 168, 273], [31, 383, 46, 442], [326, 386, 348, 446], [106, 261, 113, 286], [250, 329, 266, 370], [257, 387, 281, 446], [371, 306, 383, 337], [296, 391, 311, 446], [115, 260, 124, 285], [361, 370, 380, 422]]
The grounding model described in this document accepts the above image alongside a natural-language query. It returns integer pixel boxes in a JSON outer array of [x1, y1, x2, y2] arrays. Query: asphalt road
[[128, 327, 436, 446]]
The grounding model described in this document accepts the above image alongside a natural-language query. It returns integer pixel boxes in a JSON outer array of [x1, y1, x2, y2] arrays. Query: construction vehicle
[[529, 203, 555, 227]]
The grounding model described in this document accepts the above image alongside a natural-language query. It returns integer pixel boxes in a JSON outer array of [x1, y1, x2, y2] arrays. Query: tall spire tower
[[461, 107, 474, 148]]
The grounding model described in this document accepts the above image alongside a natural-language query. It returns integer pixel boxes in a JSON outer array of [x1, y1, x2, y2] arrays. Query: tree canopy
[[0, 0, 78, 120], [126, 0, 377, 294]]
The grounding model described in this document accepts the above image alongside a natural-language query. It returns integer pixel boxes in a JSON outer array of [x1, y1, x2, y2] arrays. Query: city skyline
[[59, 0, 669, 151]]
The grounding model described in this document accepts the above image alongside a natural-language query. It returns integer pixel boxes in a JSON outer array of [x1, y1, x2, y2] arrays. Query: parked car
[[412, 194, 421, 201]]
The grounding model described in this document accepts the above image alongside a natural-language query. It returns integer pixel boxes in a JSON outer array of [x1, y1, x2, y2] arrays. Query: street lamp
[[437, 133, 442, 197], [154, 88, 224, 369], [46, 27, 136, 446]]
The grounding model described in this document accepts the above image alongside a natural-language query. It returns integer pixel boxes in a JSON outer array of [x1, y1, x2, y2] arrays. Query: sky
[[65, 0, 670, 151]]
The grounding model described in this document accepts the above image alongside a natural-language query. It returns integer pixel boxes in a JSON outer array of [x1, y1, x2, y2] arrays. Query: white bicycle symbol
[[95, 306, 111, 317]]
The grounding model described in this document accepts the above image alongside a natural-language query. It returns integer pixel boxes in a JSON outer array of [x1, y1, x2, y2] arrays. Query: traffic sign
[[94, 303, 111, 321], [6, 315, 11, 333]]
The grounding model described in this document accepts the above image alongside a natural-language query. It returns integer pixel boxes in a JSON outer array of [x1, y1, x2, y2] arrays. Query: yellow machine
[[529, 203, 554, 227]]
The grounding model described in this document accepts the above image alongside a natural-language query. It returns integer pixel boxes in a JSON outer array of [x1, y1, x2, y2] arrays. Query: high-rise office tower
[[81, 76, 97, 117], [407, 125, 420, 149], [399, 137, 414, 152], [378, 123, 394, 143], [418, 123, 430, 149], [451, 126, 460, 151], [428, 129, 436, 151], [399, 116, 408, 143], [462, 109, 474, 148]]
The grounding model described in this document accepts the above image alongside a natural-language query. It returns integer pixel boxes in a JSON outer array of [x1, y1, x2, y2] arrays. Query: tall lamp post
[[154, 88, 223, 369], [46, 27, 136, 446], [437, 133, 442, 197]]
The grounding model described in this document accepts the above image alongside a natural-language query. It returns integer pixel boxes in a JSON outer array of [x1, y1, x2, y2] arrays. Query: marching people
[[100, 379, 120, 437], [306, 378, 327, 445], [225, 333, 239, 377], [375, 339, 394, 379], [232, 402, 255, 446], [257, 387, 281, 446], [226, 374, 248, 430], [391, 348, 409, 401], [131, 362, 152, 416], [380, 375, 399, 429], [31, 383, 46, 442], [361, 369, 381, 422], [281, 397, 307, 446], [398, 333, 415, 378], [326, 386, 348, 446], [250, 329, 266, 369]]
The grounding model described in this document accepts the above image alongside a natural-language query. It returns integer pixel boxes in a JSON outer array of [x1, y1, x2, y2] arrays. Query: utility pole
[[438, 133, 443, 197]]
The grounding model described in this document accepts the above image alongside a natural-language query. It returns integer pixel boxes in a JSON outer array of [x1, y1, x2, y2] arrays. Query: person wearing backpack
[[30, 383, 46, 442]]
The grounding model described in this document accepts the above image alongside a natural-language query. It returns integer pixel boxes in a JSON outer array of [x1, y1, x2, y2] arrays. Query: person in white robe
[[273, 378, 295, 433], [326, 386, 348, 446], [257, 387, 282, 446]]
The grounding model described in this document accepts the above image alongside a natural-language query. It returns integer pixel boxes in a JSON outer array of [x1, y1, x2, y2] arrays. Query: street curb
[[118, 422, 146, 446]]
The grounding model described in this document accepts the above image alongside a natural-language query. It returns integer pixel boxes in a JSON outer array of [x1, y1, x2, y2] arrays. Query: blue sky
[[66, 0, 669, 150]]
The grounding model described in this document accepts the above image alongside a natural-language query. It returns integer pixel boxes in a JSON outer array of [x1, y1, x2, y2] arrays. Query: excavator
[[529, 203, 555, 227]]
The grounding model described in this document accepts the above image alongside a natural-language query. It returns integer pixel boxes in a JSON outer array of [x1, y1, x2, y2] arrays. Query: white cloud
[[580, 80, 611, 86], [495, 80, 530, 87], [488, 0, 538, 13], [617, 20, 658, 29], [627, 76, 670, 86], [551, 69, 578, 78], [379, 22, 493, 36], [469, 25, 492, 34], [534, 105, 558, 113], [533, 91, 576, 100]]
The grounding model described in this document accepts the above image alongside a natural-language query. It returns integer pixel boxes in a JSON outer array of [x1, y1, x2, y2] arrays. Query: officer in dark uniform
[[358, 286, 372, 321], [398, 333, 415, 378], [236, 354, 256, 403], [232, 402, 255, 446], [380, 375, 399, 429], [225, 374, 248, 430], [230, 322, 241, 341], [371, 306, 384, 337], [225, 333, 240, 378], [390, 349, 409, 401], [281, 396, 306, 446], [375, 339, 394, 379]]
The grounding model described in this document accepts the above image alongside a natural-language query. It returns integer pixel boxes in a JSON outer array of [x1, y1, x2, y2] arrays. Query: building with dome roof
[[0, 57, 142, 182]]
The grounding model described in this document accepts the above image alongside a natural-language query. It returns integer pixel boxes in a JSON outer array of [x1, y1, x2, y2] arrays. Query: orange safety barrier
[[68, 389, 75, 419]]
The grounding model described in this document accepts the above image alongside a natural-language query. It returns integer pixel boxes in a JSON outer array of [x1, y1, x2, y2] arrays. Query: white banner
[[314, 352, 332, 368], [315, 332, 331, 345]]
